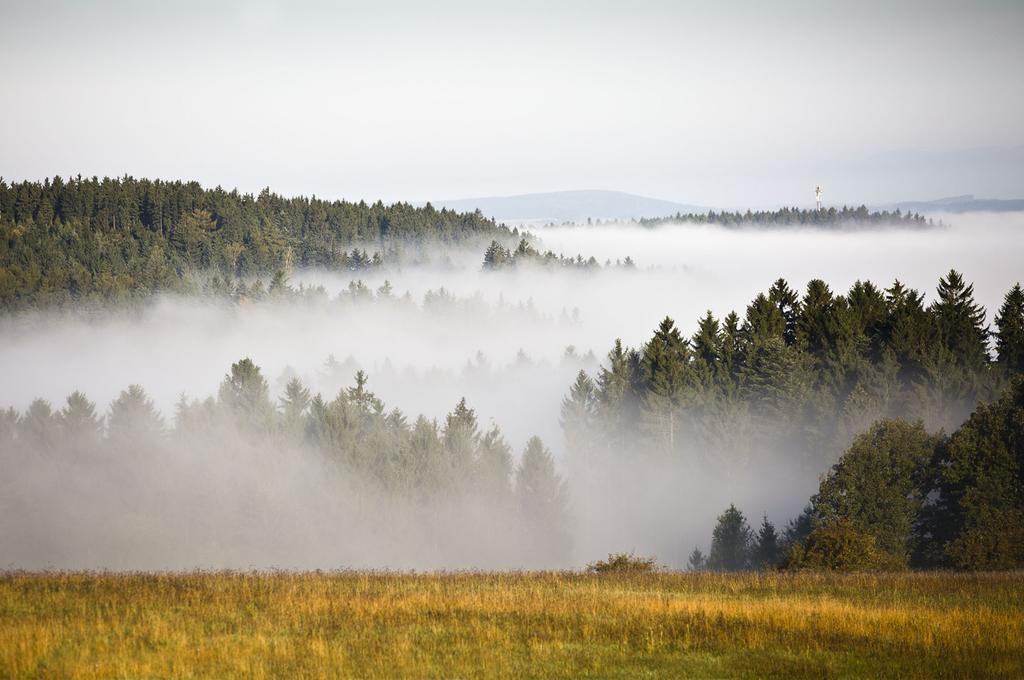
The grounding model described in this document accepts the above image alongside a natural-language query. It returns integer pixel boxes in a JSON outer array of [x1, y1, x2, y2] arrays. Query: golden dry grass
[[2, 570, 1022, 678]]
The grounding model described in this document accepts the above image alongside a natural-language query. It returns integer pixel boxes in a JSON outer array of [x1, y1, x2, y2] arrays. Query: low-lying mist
[[1, 212, 1021, 569]]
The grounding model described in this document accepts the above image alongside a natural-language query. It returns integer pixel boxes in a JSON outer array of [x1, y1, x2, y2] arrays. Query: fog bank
[[1, 213, 1021, 569]]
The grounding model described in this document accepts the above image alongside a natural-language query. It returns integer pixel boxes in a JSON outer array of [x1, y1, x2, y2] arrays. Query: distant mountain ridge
[[431, 190, 706, 223], [882, 195, 1024, 214]]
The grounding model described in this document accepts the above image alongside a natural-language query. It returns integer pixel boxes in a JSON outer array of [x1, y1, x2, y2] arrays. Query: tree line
[[0, 359, 571, 566], [561, 271, 1022, 475], [0, 175, 509, 310], [560, 271, 1023, 570], [482, 238, 637, 271], [636, 205, 932, 229]]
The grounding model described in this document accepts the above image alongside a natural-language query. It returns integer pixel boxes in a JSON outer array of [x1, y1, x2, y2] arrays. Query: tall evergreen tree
[[994, 283, 1024, 374], [516, 436, 570, 560], [219, 357, 274, 428], [443, 397, 480, 479], [931, 269, 989, 368], [60, 391, 103, 448], [707, 504, 752, 571], [560, 370, 599, 464], [107, 384, 164, 448], [641, 317, 691, 453], [768, 278, 800, 346], [753, 515, 782, 569]]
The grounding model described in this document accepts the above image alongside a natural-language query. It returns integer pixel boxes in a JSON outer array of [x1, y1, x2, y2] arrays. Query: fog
[[2, 213, 1022, 570]]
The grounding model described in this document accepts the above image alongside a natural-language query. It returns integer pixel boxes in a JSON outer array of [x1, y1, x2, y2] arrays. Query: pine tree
[[707, 504, 752, 571], [641, 317, 691, 454], [768, 278, 800, 346], [19, 399, 59, 452], [560, 370, 599, 464], [596, 338, 642, 447], [797, 279, 835, 358], [219, 357, 274, 427], [107, 385, 164, 448], [846, 280, 887, 358], [443, 397, 480, 480], [743, 293, 786, 349], [881, 280, 930, 386], [476, 425, 513, 502], [279, 377, 312, 436], [687, 547, 706, 571], [691, 310, 722, 390], [931, 269, 989, 369], [60, 391, 103, 448], [994, 283, 1024, 374], [516, 436, 570, 562], [753, 515, 781, 569], [482, 240, 511, 269]]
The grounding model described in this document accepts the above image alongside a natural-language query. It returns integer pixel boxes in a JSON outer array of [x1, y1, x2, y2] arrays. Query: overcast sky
[[1, 0, 1022, 207]]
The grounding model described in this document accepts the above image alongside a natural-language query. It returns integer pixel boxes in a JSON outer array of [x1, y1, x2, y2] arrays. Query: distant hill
[[431, 190, 706, 223], [883, 195, 1024, 214]]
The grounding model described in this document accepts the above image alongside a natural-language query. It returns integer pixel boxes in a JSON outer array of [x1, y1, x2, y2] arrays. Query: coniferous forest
[[2, 188, 1022, 570]]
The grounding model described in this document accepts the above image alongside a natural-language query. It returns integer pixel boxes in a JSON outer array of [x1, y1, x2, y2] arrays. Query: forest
[[561, 271, 1023, 570], [1, 176, 934, 311], [637, 205, 933, 229], [3, 262, 1022, 570], [0, 175, 509, 309]]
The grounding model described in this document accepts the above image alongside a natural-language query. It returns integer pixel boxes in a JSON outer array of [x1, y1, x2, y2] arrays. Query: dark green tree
[[813, 418, 939, 565], [641, 317, 691, 453], [752, 515, 782, 569], [925, 377, 1024, 569], [707, 504, 752, 571], [994, 283, 1024, 374], [931, 269, 989, 369]]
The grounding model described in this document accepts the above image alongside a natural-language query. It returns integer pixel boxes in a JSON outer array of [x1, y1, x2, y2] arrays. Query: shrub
[[785, 519, 903, 571], [586, 552, 659, 574]]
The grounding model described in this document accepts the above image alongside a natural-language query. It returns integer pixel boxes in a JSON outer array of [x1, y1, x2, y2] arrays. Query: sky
[[1, 0, 1022, 207]]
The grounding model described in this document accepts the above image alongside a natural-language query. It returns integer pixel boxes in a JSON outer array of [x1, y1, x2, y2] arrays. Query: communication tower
[[815, 185, 823, 211]]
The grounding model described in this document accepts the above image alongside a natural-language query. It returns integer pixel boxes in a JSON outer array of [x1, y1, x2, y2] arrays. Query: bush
[[785, 519, 903, 571], [586, 552, 659, 574]]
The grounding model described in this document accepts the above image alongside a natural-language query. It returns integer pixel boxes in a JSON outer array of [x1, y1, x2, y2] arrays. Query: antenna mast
[[815, 185, 823, 211]]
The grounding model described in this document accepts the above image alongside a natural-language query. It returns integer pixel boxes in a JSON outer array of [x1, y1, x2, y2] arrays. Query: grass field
[[2, 571, 1022, 678]]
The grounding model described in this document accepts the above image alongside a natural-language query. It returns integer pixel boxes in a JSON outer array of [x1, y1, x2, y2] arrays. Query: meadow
[[2, 570, 1022, 678]]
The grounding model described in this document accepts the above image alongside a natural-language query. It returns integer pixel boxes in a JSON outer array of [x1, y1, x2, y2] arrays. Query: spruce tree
[[560, 370, 599, 463], [516, 436, 570, 560], [443, 397, 480, 478], [768, 278, 800, 346], [219, 357, 274, 427], [753, 515, 782, 569], [59, 391, 103, 446], [107, 385, 164, 448], [931, 269, 989, 369], [691, 310, 722, 390], [994, 283, 1024, 374], [707, 504, 752, 571], [641, 317, 691, 453], [476, 425, 514, 502]]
